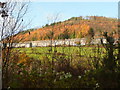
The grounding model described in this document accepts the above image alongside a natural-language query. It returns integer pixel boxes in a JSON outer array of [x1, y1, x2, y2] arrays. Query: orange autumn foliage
[[13, 16, 118, 42]]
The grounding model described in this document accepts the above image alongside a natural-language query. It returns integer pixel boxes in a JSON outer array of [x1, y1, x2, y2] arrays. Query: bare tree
[[45, 13, 61, 73], [46, 13, 61, 52], [0, 0, 29, 88]]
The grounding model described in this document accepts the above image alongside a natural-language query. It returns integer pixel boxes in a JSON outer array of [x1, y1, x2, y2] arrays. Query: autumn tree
[[88, 28, 94, 38], [85, 27, 94, 44], [58, 28, 70, 39], [70, 30, 76, 39]]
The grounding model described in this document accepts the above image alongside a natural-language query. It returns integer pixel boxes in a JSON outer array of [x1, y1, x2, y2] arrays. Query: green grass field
[[14, 46, 107, 60]]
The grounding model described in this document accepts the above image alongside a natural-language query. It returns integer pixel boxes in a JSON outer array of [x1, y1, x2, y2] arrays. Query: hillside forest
[[14, 16, 118, 42]]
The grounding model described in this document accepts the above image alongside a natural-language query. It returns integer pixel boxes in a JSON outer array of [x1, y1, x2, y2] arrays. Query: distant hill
[[14, 16, 118, 42]]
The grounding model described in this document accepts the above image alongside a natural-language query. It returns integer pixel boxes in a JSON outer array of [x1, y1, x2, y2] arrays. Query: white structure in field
[[0, 38, 117, 48], [80, 38, 86, 45]]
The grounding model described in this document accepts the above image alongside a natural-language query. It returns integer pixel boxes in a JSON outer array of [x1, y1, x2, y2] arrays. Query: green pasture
[[14, 46, 109, 61]]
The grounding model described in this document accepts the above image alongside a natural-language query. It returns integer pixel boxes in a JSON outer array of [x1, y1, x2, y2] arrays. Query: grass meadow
[[15, 46, 106, 60]]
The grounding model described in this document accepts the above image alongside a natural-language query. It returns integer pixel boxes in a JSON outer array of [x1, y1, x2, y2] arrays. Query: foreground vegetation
[[2, 44, 120, 88]]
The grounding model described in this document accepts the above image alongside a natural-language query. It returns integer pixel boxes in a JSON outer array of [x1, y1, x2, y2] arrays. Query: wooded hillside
[[14, 16, 118, 42]]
